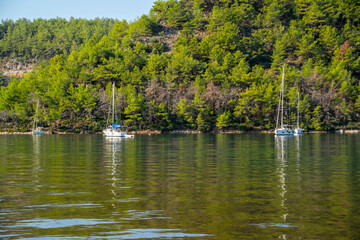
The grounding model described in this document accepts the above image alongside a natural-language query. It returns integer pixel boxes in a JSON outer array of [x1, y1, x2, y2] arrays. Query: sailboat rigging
[[103, 82, 134, 138], [275, 65, 295, 136], [32, 99, 45, 135], [294, 91, 304, 135]]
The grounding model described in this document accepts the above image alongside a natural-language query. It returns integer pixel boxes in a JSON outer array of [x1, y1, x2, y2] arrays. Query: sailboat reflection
[[104, 136, 134, 159], [32, 135, 42, 191], [105, 137, 124, 180], [275, 136, 288, 223], [105, 136, 127, 144], [104, 136, 130, 211], [251, 136, 300, 236], [273, 136, 300, 238], [295, 135, 302, 186]]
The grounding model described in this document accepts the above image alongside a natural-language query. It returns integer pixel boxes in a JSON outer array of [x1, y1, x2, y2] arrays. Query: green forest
[[0, 18, 115, 59], [0, 0, 360, 133]]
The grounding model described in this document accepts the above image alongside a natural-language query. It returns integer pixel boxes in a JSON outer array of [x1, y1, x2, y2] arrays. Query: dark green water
[[0, 134, 359, 239]]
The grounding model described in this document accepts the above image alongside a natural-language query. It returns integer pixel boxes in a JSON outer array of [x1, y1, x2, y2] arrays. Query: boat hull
[[32, 128, 45, 135], [294, 128, 304, 135], [275, 128, 295, 136], [103, 129, 134, 138]]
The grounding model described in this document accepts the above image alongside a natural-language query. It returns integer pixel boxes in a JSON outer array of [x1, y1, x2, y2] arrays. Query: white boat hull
[[103, 129, 134, 138], [32, 129, 45, 135], [275, 128, 295, 136], [294, 128, 304, 135]]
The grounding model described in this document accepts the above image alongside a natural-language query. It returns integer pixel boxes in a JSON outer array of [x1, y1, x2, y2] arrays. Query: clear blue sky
[[0, 0, 157, 22]]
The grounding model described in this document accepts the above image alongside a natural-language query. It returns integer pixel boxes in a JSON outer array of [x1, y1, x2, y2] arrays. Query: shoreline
[[0, 129, 359, 135]]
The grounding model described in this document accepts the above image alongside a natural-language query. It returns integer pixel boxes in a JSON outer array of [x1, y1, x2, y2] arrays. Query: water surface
[[0, 134, 359, 239]]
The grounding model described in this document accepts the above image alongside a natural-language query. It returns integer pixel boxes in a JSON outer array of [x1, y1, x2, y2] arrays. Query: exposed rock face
[[0, 58, 38, 78]]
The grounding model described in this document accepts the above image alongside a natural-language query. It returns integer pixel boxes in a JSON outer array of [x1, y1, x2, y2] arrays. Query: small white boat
[[275, 65, 295, 136], [294, 92, 304, 135], [103, 82, 134, 138], [32, 99, 45, 135], [32, 127, 45, 135], [103, 124, 134, 138]]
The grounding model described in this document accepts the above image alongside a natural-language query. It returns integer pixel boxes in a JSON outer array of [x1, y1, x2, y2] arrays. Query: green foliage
[[0, 18, 115, 59], [207, 5, 255, 33], [216, 111, 231, 129], [234, 82, 277, 129], [60, 84, 97, 129], [311, 106, 323, 130], [167, 46, 206, 84], [128, 15, 159, 38], [123, 86, 145, 129], [176, 98, 195, 128], [147, 100, 173, 130], [151, 0, 190, 29], [196, 112, 211, 131], [1, 0, 360, 132]]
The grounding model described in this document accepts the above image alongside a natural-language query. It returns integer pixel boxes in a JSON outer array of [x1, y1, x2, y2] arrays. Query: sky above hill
[[0, 0, 156, 22]]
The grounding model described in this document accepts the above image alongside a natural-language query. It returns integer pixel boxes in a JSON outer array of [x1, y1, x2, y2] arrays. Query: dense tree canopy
[[0, 0, 360, 132], [0, 18, 115, 59]]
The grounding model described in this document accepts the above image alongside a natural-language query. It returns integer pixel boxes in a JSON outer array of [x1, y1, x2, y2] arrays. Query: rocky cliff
[[0, 58, 38, 79]]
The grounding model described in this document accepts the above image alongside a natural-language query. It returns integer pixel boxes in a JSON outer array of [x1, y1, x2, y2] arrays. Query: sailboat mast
[[281, 65, 285, 128], [36, 99, 39, 128], [297, 91, 300, 129], [112, 82, 115, 124], [33, 99, 39, 130], [276, 96, 281, 129]]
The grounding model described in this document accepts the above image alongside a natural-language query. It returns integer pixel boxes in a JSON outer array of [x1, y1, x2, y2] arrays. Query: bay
[[0, 134, 359, 239]]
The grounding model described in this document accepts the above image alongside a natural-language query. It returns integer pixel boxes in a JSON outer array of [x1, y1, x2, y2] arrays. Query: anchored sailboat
[[275, 65, 295, 136], [32, 99, 45, 135], [103, 82, 134, 138]]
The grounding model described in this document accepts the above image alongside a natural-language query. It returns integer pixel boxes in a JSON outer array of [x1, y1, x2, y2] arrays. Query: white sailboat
[[32, 99, 45, 135], [103, 82, 134, 138], [275, 65, 295, 136], [294, 91, 304, 135]]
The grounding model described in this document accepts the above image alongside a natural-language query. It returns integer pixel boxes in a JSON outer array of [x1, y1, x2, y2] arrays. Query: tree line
[[0, 0, 360, 132], [0, 17, 115, 59]]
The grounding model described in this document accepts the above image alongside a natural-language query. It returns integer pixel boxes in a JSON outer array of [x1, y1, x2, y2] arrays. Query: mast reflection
[[32, 135, 42, 191], [274, 135, 302, 239], [275, 136, 288, 223], [105, 137, 124, 199]]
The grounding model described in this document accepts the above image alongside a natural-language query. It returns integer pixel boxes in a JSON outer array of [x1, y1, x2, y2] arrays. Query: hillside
[[0, 0, 360, 132], [0, 18, 115, 78]]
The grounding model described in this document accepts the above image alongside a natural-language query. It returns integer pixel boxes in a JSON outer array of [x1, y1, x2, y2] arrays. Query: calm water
[[0, 134, 359, 239]]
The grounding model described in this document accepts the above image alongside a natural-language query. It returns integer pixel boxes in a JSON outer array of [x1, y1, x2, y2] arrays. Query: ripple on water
[[102, 229, 213, 239], [14, 218, 114, 229], [17, 229, 212, 240], [250, 223, 299, 228], [121, 210, 170, 220], [10, 221, 212, 239], [24, 203, 102, 209]]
